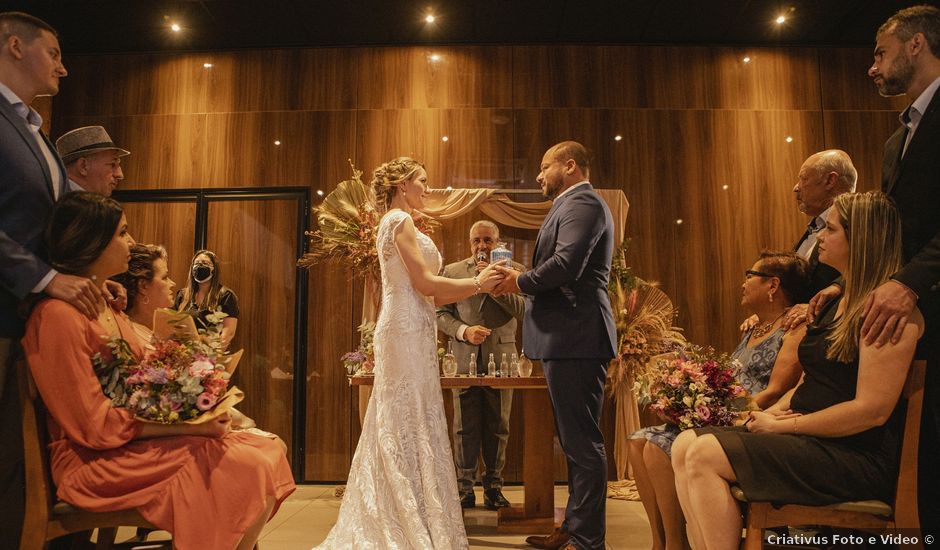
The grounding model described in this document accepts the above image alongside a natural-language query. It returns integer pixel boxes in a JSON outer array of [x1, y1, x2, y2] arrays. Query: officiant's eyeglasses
[[745, 269, 776, 279]]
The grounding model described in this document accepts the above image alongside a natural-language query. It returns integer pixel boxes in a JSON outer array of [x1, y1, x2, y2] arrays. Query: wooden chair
[[733, 359, 925, 550], [17, 360, 158, 550]]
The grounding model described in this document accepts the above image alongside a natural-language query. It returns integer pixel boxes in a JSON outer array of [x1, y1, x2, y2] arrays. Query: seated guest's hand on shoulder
[[807, 284, 843, 323], [782, 303, 809, 330], [739, 314, 758, 333]]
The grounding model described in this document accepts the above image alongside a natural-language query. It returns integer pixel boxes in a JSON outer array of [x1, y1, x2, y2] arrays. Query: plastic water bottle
[[487, 353, 496, 377]]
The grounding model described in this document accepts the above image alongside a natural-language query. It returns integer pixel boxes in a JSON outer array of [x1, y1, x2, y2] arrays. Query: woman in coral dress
[[22, 192, 295, 550]]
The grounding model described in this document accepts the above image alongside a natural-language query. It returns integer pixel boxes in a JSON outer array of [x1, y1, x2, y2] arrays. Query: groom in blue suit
[[494, 141, 616, 550]]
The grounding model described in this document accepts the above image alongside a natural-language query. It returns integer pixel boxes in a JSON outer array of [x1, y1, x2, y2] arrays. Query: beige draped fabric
[[359, 188, 639, 484], [422, 187, 629, 247]]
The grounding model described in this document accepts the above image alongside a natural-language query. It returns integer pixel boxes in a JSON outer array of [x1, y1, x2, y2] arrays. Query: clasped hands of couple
[[473, 260, 523, 298], [743, 279, 918, 348], [461, 260, 524, 345]]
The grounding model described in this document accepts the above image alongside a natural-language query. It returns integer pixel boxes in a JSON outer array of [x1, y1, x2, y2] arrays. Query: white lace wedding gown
[[313, 209, 469, 549]]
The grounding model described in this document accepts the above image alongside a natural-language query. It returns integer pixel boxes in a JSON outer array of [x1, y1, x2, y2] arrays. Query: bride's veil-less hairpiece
[[370, 157, 425, 214]]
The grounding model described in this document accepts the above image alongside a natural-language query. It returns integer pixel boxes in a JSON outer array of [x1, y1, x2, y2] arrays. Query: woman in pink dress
[[22, 191, 295, 549]]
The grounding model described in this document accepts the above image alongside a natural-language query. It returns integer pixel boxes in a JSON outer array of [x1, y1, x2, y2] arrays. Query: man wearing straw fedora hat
[[55, 125, 130, 196]]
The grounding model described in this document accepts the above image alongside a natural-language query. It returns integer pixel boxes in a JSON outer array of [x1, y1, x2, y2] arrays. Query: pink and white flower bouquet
[[94, 309, 243, 424], [638, 346, 748, 430]]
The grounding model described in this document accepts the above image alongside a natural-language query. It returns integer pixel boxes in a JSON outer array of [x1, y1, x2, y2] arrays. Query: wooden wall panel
[[513, 46, 820, 110], [206, 199, 299, 455], [824, 110, 903, 192], [304, 265, 355, 481], [356, 47, 513, 109], [51, 42, 896, 482], [205, 49, 359, 112], [54, 114, 209, 189], [204, 111, 357, 188], [118, 201, 197, 289], [353, 108, 515, 216], [58, 54, 211, 116], [819, 48, 909, 112]]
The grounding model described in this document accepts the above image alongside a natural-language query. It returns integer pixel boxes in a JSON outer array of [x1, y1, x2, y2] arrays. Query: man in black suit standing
[[494, 141, 616, 550], [0, 11, 104, 544], [867, 4, 940, 534]]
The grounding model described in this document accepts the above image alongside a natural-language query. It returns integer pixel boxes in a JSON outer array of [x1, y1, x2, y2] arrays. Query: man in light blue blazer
[[494, 141, 616, 550]]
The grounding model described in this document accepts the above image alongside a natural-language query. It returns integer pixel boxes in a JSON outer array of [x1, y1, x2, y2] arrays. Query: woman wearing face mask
[[174, 250, 239, 350]]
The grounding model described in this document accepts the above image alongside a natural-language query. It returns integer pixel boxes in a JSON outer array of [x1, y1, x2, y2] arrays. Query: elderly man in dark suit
[[437, 220, 525, 510], [791, 150, 856, 294], [494, 141, 616, 550], [0, 11, 104, 543], [769, 150, 857, 331], [865, 4, 940, 534]]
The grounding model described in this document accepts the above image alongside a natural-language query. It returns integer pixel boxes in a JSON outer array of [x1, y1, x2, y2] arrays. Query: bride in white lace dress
[[313, 158, 504, 549]]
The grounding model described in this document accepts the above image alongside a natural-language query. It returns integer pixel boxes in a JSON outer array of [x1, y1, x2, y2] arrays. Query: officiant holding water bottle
[[437, 220, 525, 510]]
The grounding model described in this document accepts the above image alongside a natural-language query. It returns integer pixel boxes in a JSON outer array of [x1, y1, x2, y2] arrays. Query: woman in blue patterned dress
[[628, 250, 810, 550]]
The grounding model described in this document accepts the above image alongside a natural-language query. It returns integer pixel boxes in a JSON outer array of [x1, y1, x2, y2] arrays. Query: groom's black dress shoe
[[460, 491, 476, 508], [484, 488, 510, 510]]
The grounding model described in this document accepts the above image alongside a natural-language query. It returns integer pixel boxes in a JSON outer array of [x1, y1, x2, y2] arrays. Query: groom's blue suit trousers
[[542, 358, 608, 550]]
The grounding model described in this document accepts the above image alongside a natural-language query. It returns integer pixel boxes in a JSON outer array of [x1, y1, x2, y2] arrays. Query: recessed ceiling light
[[316, 190, 324, 196], [614, 135, 623, 141], [274, 140, 281, 146], [742, 56, 751, 64], [676, 219, 684, 225], [445, 186, 453, 191], [441, 135, 449, 142], [170, 22, 181, 32], [775, 15, 786, 24], [429, 53, 441, 62], [425, 14, 435, 23], [203, 63, 213, 68], [785, 136, 793, 143], [722, 184, 729, 190]]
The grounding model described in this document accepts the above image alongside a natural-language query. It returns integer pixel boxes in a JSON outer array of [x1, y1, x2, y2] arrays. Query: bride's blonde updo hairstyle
[[370, 157, 425, 214]]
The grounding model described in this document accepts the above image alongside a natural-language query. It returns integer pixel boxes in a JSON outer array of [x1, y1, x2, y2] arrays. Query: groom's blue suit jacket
[[517, 183, 617, 361]]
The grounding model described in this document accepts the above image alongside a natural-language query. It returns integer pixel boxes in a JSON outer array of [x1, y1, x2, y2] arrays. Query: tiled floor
[[114, 485, 653, 549]]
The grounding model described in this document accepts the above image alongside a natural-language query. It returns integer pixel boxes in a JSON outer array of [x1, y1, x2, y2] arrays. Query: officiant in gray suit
[[436, 220, 525, 510]]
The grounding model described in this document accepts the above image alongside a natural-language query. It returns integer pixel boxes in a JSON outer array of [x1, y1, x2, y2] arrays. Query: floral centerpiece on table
[[93, 309, 243, 424], [341, 320, 376, 375], [639, 346, 748, 430], [297, 160, 439, 280]]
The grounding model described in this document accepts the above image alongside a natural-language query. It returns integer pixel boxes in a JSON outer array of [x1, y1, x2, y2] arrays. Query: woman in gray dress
[[629, 250, 810, 550]]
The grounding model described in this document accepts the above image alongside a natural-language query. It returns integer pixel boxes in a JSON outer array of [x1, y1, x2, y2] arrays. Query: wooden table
[[349, 375, 557, 534]]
